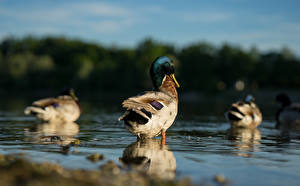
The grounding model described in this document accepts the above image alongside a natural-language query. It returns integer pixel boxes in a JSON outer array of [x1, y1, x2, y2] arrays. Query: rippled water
[[0, 95, 300, 186]]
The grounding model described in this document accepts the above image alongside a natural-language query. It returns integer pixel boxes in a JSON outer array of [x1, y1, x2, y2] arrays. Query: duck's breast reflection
[[120, 139, 176, 180]]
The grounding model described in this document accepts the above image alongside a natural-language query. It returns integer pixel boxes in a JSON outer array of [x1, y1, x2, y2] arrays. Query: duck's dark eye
[[162, 65, 168, 74], [170, 66, 175, 74], [162, 63, 174, 75]]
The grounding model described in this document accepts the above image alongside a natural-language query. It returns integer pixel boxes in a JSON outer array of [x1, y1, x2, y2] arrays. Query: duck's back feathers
[[32, 96, 74, 107], [32, 98, 57, 107], [119, 91, 171, 121], [119, 91, 177, 138], [123, 91, 171, 107]]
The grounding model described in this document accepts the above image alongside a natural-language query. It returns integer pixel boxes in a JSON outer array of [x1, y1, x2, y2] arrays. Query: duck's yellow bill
[[171, 74, 180, 88]]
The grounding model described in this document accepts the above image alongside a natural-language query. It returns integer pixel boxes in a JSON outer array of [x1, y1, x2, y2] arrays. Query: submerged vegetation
[[0, 36, 299, 93]]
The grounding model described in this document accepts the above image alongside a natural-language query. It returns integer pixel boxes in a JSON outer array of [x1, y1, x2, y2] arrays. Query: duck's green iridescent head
[[150, 56, 180, 90]]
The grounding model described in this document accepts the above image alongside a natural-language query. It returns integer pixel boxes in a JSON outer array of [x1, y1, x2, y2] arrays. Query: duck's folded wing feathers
[[123, 91, 171, 109], [119, 91, 171, 121], [233, 102, 255, 116], [32, 96, 74, 107], [32, 98, 58, 107]]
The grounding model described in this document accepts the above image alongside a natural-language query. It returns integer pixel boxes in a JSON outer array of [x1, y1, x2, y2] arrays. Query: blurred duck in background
[[275, 93, 300, 132], [24, 88, 81, 123], [225, 95, 262, 128]]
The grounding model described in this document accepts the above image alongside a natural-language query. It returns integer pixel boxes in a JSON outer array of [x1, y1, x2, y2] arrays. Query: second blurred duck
[[24, 88, 81, 123], [225, 95, 262, 128], [275, 93, 300, 132]]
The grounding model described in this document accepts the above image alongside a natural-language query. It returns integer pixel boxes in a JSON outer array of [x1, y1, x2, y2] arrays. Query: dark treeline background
[[0, 36, 299, 94]]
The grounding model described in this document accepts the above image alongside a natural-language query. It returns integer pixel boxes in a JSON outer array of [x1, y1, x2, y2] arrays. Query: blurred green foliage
[[0, 36, 299, 92]]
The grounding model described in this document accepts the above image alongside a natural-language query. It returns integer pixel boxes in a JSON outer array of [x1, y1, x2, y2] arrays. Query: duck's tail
[[24, 106, 53, 121], [119, 98, 155, 122], [24, 106, 44, 115]]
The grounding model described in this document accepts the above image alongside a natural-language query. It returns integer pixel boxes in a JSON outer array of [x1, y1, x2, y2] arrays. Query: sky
[[0, 0, 300, 54]]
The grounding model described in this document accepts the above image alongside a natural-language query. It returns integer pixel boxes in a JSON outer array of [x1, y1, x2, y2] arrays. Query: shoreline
[[0, 153, 196, 186]]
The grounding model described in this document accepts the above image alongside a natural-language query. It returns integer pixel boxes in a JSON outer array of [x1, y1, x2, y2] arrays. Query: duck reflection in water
[[227, 127, 261, 157], [25, 122, 80, 147], [120, 138, 176, 180]]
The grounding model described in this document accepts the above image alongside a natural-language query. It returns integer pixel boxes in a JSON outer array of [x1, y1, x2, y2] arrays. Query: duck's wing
[[119, 91, 172, 121], [250, 103, 262, 115], [32, 96, 74, 108], [232, 101, 257, 116], [32, 98, 58, 107]]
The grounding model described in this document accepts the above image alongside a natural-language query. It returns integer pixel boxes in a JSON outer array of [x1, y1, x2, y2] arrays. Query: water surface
[[0, 95, 300, 186]]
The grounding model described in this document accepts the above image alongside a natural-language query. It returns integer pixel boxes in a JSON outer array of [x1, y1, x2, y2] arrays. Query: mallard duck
[[24, 88, 81, 122], [225, 95, 262, 128], [275, 93, 300, 131], [119, 56, 180, 142]]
